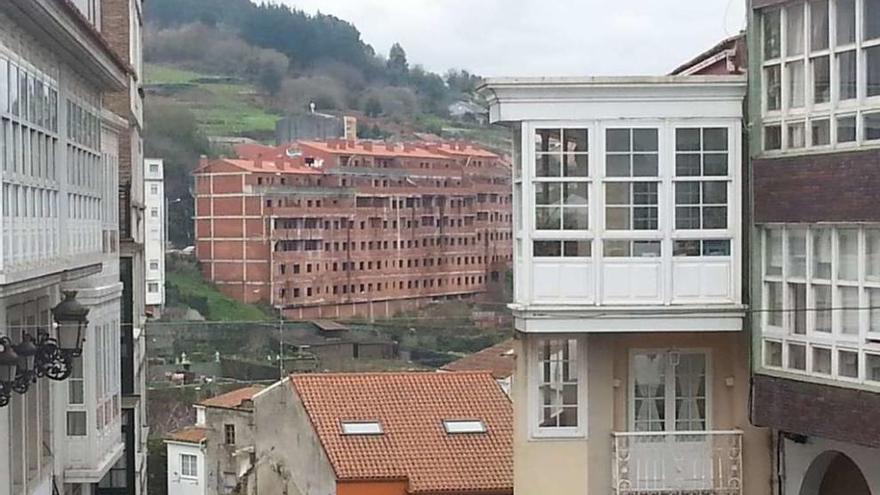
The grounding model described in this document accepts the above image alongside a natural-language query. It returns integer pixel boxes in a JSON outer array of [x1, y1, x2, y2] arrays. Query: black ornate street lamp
[[0, 338, 19, 407], [0, 290, 90, 407]]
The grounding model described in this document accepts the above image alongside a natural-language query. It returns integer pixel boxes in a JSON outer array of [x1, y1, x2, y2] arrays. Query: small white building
[[144, 158, 165, 315], [165, 426, 207, 495]]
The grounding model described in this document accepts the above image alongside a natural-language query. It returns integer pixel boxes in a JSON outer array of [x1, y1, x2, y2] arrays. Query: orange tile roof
[[199, 385, 265, 410], [166, 426, 208, 444], [440, 339, 515, 379], [431, 143, 500, 159], [289, 371, 512, 494], [221, 158, 320, 175], [233, 143, 284, 160], [299, 140, 455, 160]]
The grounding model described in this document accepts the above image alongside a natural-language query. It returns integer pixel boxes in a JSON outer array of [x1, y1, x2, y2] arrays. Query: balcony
[[612, 430, 743, 495]]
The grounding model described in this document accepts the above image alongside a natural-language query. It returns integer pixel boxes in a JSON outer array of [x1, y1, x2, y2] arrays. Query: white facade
[[144, 158, 165, 310], [480, 77, 772, 495], [0, 2, 129, 494], [486, 77, 747, 334], [166, 441, 207, 495]]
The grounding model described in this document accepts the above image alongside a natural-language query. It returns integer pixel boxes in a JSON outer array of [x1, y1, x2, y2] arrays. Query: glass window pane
[[767, 282, 783, 327], [814, 284, 832, 332], [703, 207, 727, 229], [562, 129, 588, 152], [812, 347, 832, 374], [676, 154, 701, 176], [789, 228, 807, 277], [703, 153, 728, 176], [676, 128, 701, 151], [766, 65, 782, 111], [788, 343, 806, 370], [633, 182, 657, 205], [675, 182, 700, 205], [838, 50, 857, 100], [839, 228, 858, 280], [534, 241, 561, 257], [787, 4, 805, 56], [605, 183, 630, 205], [812, 56, 830, 103], [535, 153, 561, 177], [703, 128, 727, 151], [766, 228, 783, 276], [838, 350, 859, 378], [788, 121, 805, 148], [867, 354, 880, 382], [534, 182, 560, 205], [674, 240, 701, 257], [563, 183, 588, 205], [866, 112, 880, 141], [703, 240, 730, 256], [813, 229, 832, 279], [702, 181, 727, 204], [836, 0, 856, 44], [676, 207, 701, 230], [765, 124, 782, 150], [535, 129, 561, 152], [562, 207, 589, 230], [606, 129, 630, 152], [632, 241, 661, 257], [632, 129, 658, 151], [563, 241, 591, 257], [810, 0, 829, 50], [765, 340, 783, 367], [604, 240, 630, 257], [869, 288, 880, 333], [605, 207, 629, 230], [606, 154, 630, 177], [811, 118, 830, 145], [787, 61, 805, 108], [866, 0, 880, 40], [632, 154, 658, 177], [563, 154, 588, 177], [790, 283, 807, 334], [535, 207, 561, 230], [764, 9, 782, 59], [867, 230, 880, 281], [868, 46, 880, 98], [837, 115, 857, 142], [840, 287, 859, 335]]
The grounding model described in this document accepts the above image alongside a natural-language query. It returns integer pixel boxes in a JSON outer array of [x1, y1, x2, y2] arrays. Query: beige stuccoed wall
[[513, 331, 773, 495]]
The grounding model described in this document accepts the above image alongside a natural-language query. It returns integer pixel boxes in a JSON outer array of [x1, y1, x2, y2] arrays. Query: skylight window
[[341, 421, 383, 435], [443, 420, 487, 434]]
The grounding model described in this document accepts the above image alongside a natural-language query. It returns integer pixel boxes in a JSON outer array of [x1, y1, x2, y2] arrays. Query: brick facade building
[[747, 0, 880, 492], [194, 140, 512, 319]]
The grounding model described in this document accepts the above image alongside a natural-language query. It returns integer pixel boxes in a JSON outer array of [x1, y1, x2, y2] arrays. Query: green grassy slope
[[166, 269, 272, 322]]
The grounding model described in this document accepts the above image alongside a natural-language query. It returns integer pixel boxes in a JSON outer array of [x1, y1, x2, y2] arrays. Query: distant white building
[[165, 426, 207, 495], [144, 159, 165, 315]]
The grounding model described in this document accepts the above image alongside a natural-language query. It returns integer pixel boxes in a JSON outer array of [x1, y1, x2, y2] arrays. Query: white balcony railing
[[612, 430, 743, 495]]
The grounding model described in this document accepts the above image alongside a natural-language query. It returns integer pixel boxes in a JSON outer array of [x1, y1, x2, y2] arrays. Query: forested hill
[[144, 0, 481, 116]]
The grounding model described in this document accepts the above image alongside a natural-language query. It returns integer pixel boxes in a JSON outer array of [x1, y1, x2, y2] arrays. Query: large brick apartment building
[[194, 139, 512, 319]]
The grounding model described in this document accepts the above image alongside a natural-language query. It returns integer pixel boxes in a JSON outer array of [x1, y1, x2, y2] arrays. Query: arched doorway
[[799, 451, 871, 495]]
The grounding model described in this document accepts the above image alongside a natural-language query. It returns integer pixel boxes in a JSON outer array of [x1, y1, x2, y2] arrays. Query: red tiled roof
[[432, 142, 500, 159], [289, 371, 512, 494], [440, 339, 515, 379], [199, 385, 264, 409], [299, 140, 454, 160], [233, 143, 284, 160], [166, 426, 208, 444], [220, 158, 320, 175]]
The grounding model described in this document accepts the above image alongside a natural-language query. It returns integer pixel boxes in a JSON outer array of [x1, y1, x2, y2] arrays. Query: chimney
[[403, 143, 415, 152], [363, 141, 373, 151], [255, 153, 264, 169], [199, 154, 208, 168]]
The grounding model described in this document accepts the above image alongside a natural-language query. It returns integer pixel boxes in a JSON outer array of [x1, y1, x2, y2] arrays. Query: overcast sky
[[276, 0, 746, 77]]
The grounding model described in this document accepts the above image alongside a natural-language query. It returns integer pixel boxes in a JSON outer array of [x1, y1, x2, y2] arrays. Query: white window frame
[[180, 453, 198, 479], [528, 335, 588, 439], [760, 224, 880, 383], [760, 0, 880, 152]]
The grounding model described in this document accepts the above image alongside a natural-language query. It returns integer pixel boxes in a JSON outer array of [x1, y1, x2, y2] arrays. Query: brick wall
[[752, 374, 880, 448], [753, 148, 880, 223]]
